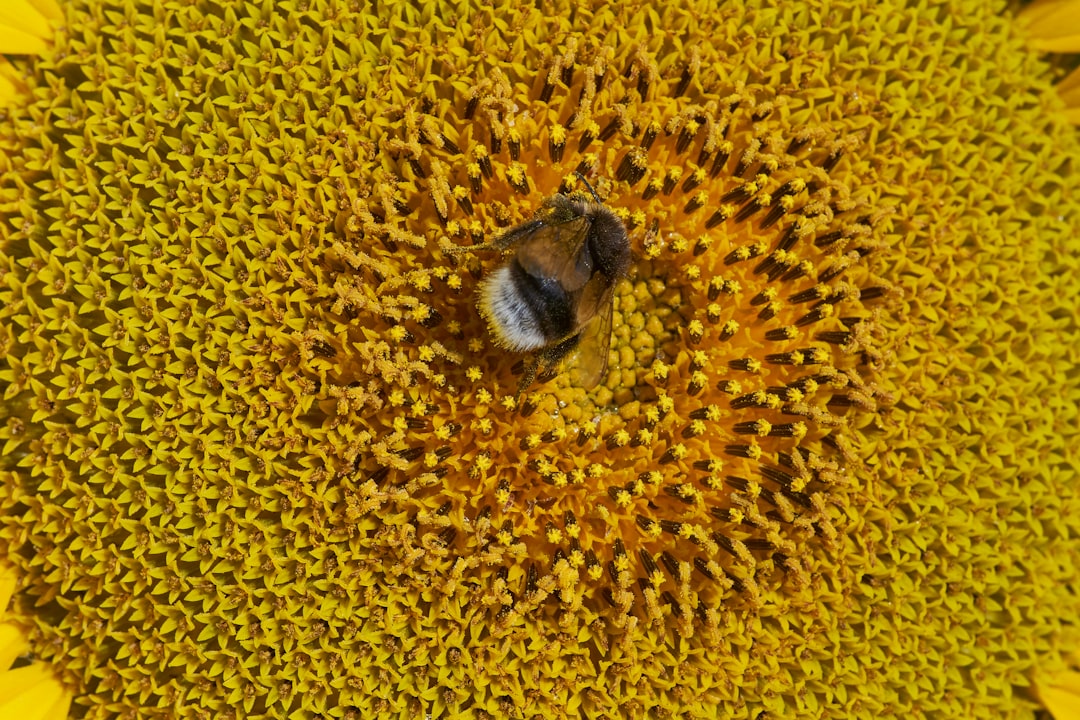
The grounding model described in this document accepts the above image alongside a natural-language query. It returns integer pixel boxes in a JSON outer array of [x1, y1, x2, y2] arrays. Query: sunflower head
[[1, 1, 1080, 719]]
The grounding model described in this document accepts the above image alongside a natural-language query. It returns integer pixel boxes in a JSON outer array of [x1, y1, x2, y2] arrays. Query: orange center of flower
[[330, 43, 889, 634]]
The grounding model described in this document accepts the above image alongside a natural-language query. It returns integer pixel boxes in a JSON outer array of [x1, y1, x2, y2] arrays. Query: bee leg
[[516, 357, 541, 396], [518, 333, 582, 394], [443, 219, 544, 258]]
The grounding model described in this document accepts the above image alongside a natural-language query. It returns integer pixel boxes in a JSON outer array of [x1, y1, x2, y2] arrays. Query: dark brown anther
[[759, 203, 788, 230], [509, 173, 529, 195], [658, 552, 679, 578], [639, 549, 660, 579], [723, 245, 758, 265], [782, 487, 813, 508], [729, 393, 765, 410], [709, 506, 732, 523], [704, 206, 730, 229], [408, 158, 427, 179], [786, 135, 810, 155], [640, 123, 659, 149], [733, 157, 753, 179], [763, 327, 792, 342], [676, 128, 695, 155], [525, 564, 539, 596], [822, 149, 844, 172], [860, 286, 885, 300], [540, 78, 556, 103], [724, 444, 756, 458], [662, 172, 679, 196], [658, 520, 683, 537], [464, 95, 479, 119], [814, 230, 843, 248], [405, 417, 429, 430], [795, 308, 826, 327], [440, 135, 461, 155], [713, 532, 736, 557], [637, 75, 650, 98], [775, 223, 799, 251], [641, 179, 661, 201], [721, 183, 752, 204], [681, 171, 703, 194], [674, 66, 693, 97], [760, 466, 796, 488], [789, 287, 825, 304], [395, 447, 425, 462], [578, 126, 595, 153], [816, 331, 852, 344], [709, 148, 731, 177], [663, 484, 696, 503], [780, 263, 809, 282], [598, 117, 621, 142], [549, 135, 565, 164], [707, 277, 726, 301]]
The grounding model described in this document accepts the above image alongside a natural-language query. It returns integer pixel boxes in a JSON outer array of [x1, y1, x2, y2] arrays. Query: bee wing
[[567, 282, 616, 390], [513, 215, 594, 291]]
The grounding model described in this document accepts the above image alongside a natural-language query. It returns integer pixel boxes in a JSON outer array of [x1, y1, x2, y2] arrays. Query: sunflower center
[[332, 41, 890, 633]]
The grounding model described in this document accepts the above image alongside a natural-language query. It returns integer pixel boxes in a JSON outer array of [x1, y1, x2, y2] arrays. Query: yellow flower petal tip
[[1038, 671, 1080, 720], [0, 624, 28, 671], [0, 664, 71, 720], [0, 0, 62, 104], [0, 567, 15, 614], [1020, 0, 1080, 52], [0, 566, 70, 717], [0, 0, 59, 52]]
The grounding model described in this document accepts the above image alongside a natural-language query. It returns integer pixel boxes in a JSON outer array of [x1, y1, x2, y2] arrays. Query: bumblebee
[[454, 176, 631, 393]]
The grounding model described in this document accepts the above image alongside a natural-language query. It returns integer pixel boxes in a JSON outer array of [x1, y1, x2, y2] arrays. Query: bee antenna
[[573, 171, 604, 204]]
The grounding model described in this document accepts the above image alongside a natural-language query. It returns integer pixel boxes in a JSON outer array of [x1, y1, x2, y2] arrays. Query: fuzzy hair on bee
[[449, 175, 631, 393]]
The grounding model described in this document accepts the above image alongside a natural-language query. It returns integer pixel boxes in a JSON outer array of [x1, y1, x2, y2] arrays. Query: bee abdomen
[[479, 263, 575, 351]]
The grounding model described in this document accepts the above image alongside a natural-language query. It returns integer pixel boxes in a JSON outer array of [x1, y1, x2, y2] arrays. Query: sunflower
[[1, 1, 1079, 719]]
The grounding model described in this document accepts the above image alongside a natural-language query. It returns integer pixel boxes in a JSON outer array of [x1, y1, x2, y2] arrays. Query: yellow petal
[[0, 664, 71, 720], [0, 624, 27, 670], [32, 0, 62, 22], [1019, 0, 1080, 51], [0, 23, 47, 54], [0, 1, 55, 40], [1039, 673, 1080, 720], [0, 568, 15, 614]]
